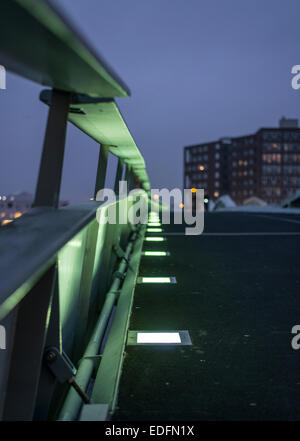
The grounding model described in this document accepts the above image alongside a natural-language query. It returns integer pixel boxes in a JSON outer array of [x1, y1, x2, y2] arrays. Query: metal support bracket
[[44, 347, 90, 404]]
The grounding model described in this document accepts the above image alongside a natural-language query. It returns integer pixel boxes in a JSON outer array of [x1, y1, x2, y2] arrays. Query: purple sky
[[1, 0, 300, 203]]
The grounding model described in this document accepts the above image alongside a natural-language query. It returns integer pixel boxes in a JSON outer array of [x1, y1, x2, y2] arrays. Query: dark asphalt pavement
[[114, 212, 300, 421]]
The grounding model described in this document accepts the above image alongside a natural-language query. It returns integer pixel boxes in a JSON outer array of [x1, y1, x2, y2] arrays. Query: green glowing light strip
[[145, 237, 165, 242]]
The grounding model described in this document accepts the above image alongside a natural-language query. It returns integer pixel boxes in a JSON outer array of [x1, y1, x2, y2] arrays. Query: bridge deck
[[114, 212, 300, 421]]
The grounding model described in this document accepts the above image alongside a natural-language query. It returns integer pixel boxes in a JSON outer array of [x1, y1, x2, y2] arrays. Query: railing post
[[114, 158, 124, 196], [126, 166, 136, 192], [94, 144, 109, 198], [125, 164, 132, 192], [33, 89, 71, 208], [33, 271, 61, 421]]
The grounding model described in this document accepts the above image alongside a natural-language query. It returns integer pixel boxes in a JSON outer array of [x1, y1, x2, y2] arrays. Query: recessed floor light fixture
[[138, 332, 180, 343], [137, 276, 176, 284], [147, 228, 162, 232], [143, 251, 170, 256], [127, 330, 192, 345], [145, 237, 165, 242]]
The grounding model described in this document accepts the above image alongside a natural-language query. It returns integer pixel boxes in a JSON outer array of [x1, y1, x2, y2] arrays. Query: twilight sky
[[1, 0, 300, 203]]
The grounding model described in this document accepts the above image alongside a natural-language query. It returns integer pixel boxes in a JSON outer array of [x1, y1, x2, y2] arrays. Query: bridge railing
[[0, 0, 150, 421]]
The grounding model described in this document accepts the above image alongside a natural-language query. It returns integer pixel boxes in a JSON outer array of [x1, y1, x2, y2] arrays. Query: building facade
[[184, 120, 300, 205]]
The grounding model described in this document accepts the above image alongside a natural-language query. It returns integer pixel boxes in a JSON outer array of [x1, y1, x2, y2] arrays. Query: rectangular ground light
[[127, 330, 192, 346], [137, 276, 176, 284], [145, 237, 166, 242], [142, 251, 170, 256]]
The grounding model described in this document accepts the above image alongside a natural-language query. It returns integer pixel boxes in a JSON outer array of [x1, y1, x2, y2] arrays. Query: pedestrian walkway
[[114, 212, 300, 420]]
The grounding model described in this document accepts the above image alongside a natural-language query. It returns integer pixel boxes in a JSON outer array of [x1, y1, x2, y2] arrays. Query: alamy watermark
[[0, 325, 6, 350], [0, 65, 6, 90], [95, 182, 204, 235], [291, 65, 300, 90]]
